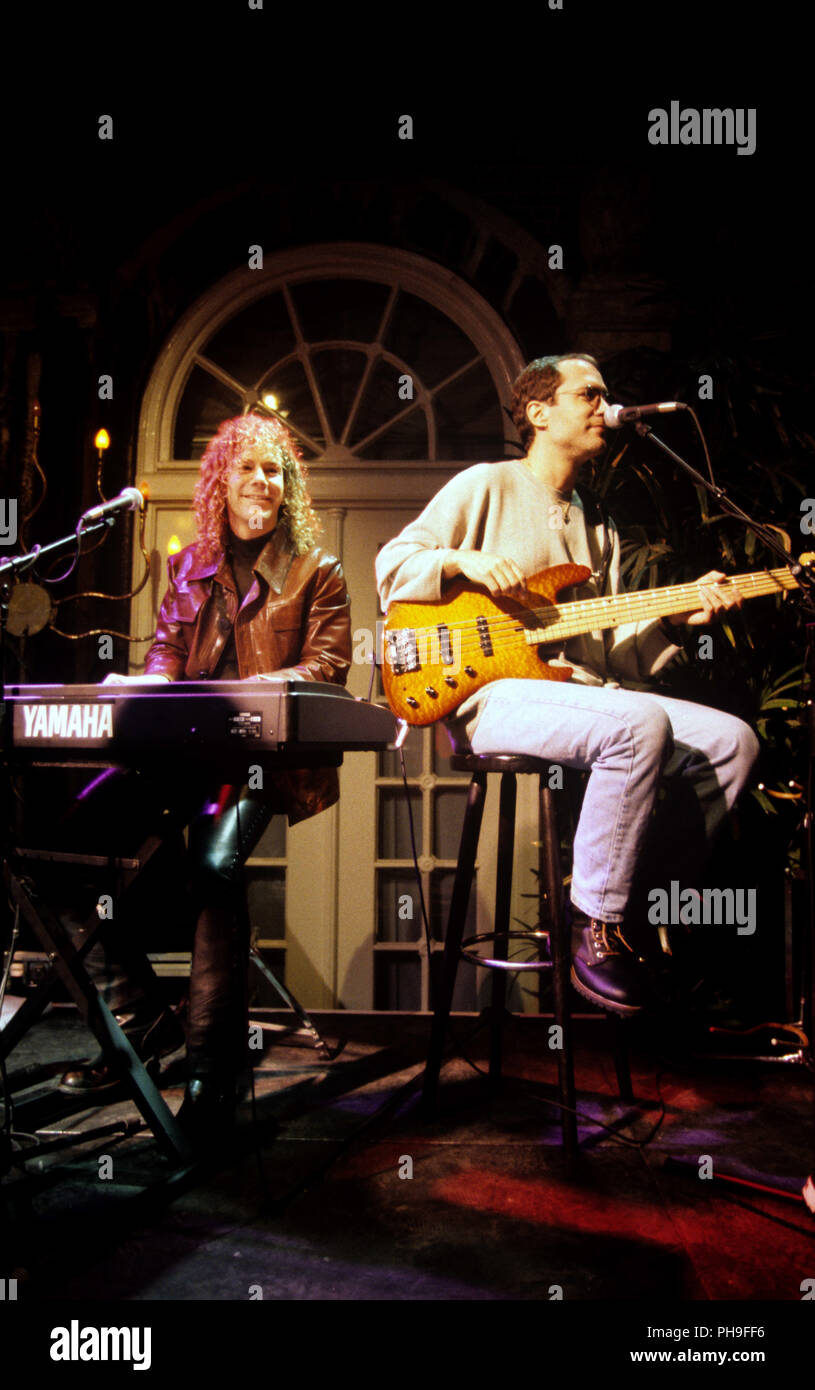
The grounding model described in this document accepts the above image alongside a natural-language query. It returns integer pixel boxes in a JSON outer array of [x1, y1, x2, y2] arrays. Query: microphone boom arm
[[634, 419, 815, 604]]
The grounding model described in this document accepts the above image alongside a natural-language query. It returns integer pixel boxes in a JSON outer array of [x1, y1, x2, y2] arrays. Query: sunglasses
[[555, 386, 610, 404]]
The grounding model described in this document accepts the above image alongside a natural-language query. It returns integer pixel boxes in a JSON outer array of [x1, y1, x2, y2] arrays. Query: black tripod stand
[[0, 517, 195, 1171]]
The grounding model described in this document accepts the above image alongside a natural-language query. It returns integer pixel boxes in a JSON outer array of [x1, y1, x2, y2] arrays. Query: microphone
[[604, 401, 689, 428], [79, 487, 145, 526]]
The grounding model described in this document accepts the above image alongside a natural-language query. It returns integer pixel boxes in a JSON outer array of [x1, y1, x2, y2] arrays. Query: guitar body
[[383, 563, 591, 725], [382, 553, 808, 727]]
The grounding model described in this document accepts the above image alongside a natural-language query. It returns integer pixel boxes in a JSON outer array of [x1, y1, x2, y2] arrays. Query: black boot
[[571, 920, 651, 1015], [59, 1006, 185, 1098], [176, 1070, 237, 1152]]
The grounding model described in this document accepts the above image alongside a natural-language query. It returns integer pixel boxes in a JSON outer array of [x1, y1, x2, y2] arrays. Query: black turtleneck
[[228, 527, 269, 603], [214, 528, 271, 679]]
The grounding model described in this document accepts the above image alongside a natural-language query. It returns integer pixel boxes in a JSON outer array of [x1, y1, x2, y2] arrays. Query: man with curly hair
[[60, 414, 351, 1145]]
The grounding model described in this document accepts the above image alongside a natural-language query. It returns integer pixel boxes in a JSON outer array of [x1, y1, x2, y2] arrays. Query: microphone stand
[[0, 514, 146, 1182], [634, 420, 815, 594], [635, 420, 815, 1219], [1, 516, 114, 712], [1, 516, 113, 1041], [1, 517, 115, 866]]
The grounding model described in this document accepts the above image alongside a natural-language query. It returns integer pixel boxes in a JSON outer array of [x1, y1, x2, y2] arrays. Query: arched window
[[138, 242, 523, 476], [133, 243, 532, 1014]]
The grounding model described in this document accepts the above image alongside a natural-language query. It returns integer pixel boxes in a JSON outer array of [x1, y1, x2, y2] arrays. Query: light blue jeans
[[466, 679, 760, 924]]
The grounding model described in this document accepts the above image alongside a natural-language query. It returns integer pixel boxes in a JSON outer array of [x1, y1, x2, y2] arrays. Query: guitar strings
[[401, 569, 794, 639], [390, 569, 796, 659]]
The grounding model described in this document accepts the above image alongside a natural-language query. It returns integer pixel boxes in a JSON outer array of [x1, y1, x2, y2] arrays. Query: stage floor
[[2, 1006, 813, 1303]]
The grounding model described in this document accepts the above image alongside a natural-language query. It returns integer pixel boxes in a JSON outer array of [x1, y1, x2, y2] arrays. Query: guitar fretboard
[[521, 566, 798, 644]]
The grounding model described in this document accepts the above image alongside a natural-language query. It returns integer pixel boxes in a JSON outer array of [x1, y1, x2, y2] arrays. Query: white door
[[131, 245, 540, 1010]]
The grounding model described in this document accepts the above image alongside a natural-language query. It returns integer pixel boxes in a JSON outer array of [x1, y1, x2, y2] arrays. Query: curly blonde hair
[[192, 414, 321, 561]]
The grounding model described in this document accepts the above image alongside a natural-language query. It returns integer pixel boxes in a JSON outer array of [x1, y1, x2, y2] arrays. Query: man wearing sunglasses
[[376, 354, 758, 1015]]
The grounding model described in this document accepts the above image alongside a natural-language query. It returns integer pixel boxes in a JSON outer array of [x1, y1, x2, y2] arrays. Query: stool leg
[[609, 1015, 634, 1102], [489, 772, 516, 1087], [422, 773, 487, 1118], [540, 782, 578, 1156]]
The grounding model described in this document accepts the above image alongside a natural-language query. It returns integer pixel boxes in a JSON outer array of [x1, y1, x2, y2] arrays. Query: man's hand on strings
[[666, 570, 742, 627], [443, 550, 528, 597]]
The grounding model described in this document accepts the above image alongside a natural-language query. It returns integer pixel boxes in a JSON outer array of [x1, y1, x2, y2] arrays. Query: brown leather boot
[[59, 1006, 185, 1098]]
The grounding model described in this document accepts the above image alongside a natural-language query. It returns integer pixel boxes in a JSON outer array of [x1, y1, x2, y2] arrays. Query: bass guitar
[[382, 558, 808, 726]]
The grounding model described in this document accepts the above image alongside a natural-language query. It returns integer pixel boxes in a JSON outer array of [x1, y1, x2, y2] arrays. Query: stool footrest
[[450, 754, 555, 775], [460, 931, 553, 972]]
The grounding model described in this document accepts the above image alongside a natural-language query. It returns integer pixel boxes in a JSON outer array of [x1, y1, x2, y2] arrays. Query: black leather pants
[[61, 769, 281, 1079], [185, 784, 279, 1078]]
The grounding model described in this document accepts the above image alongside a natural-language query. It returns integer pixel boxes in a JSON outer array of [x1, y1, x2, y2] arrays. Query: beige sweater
[[376, 460, 680, 736]]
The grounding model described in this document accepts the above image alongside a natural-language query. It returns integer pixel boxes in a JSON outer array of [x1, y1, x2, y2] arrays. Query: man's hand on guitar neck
[[664, 570, 743, 627], [440, 554, 744, 625], [442, 550, 529, 598]]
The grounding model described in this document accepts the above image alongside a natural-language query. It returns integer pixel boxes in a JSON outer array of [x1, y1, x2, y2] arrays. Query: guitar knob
[[464, 666, 477, 677], [425, 687, 438, 699], [406, 696, 420, 709], [444, 677, 457, 687]]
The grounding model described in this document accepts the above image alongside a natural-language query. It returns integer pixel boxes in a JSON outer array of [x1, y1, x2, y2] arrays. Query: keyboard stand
[[1, 846, 194, 1166], [249, 946, 343, 1060]]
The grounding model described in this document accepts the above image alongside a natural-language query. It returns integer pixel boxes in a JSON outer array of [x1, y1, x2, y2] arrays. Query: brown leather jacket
[[144, 527, 352, 824]]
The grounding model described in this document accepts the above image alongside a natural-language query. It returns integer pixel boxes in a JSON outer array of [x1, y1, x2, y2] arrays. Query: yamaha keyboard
[[4, 679, 401, 770]]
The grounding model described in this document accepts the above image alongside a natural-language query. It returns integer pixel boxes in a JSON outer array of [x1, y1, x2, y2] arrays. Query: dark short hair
[[510, 353, 600, 450]]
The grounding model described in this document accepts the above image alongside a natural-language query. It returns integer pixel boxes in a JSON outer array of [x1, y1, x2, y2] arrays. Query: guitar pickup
[[476, 615, 494, 657], [386, 628, 420, 676], [437, 624, 454, 665]]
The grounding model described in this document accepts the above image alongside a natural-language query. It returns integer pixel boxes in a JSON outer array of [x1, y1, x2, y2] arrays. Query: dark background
[[1, 2, 812, 1020], [1, 5, 810, 678]]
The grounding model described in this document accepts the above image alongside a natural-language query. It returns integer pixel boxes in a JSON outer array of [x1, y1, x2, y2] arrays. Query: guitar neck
[[524, 566, 799, 644]]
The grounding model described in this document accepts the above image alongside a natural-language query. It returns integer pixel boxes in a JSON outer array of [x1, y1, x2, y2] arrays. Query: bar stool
[[421, 753, 633, 1156]]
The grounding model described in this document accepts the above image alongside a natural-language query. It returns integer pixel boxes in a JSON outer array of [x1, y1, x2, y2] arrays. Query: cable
[[398, 744, 434, 1005], [54, 501, 153, 614], [373, 649, 434, 995], [22, 393, 47, 530], [686, 402, 812, 573], [665, 1169, 815, 1242], [235, 784, 274, 1204], [456, 1038, 668, 1150], [49, 625, 156, 643], [19, 397, 153, 633], [713, 1188, 815, 1240], [685, 404, 717, 489], [366, 650, 377, 703], [36, 532, 82, 586], [708, 1021, 810, 1048], [0, 904, 21, 1147]]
